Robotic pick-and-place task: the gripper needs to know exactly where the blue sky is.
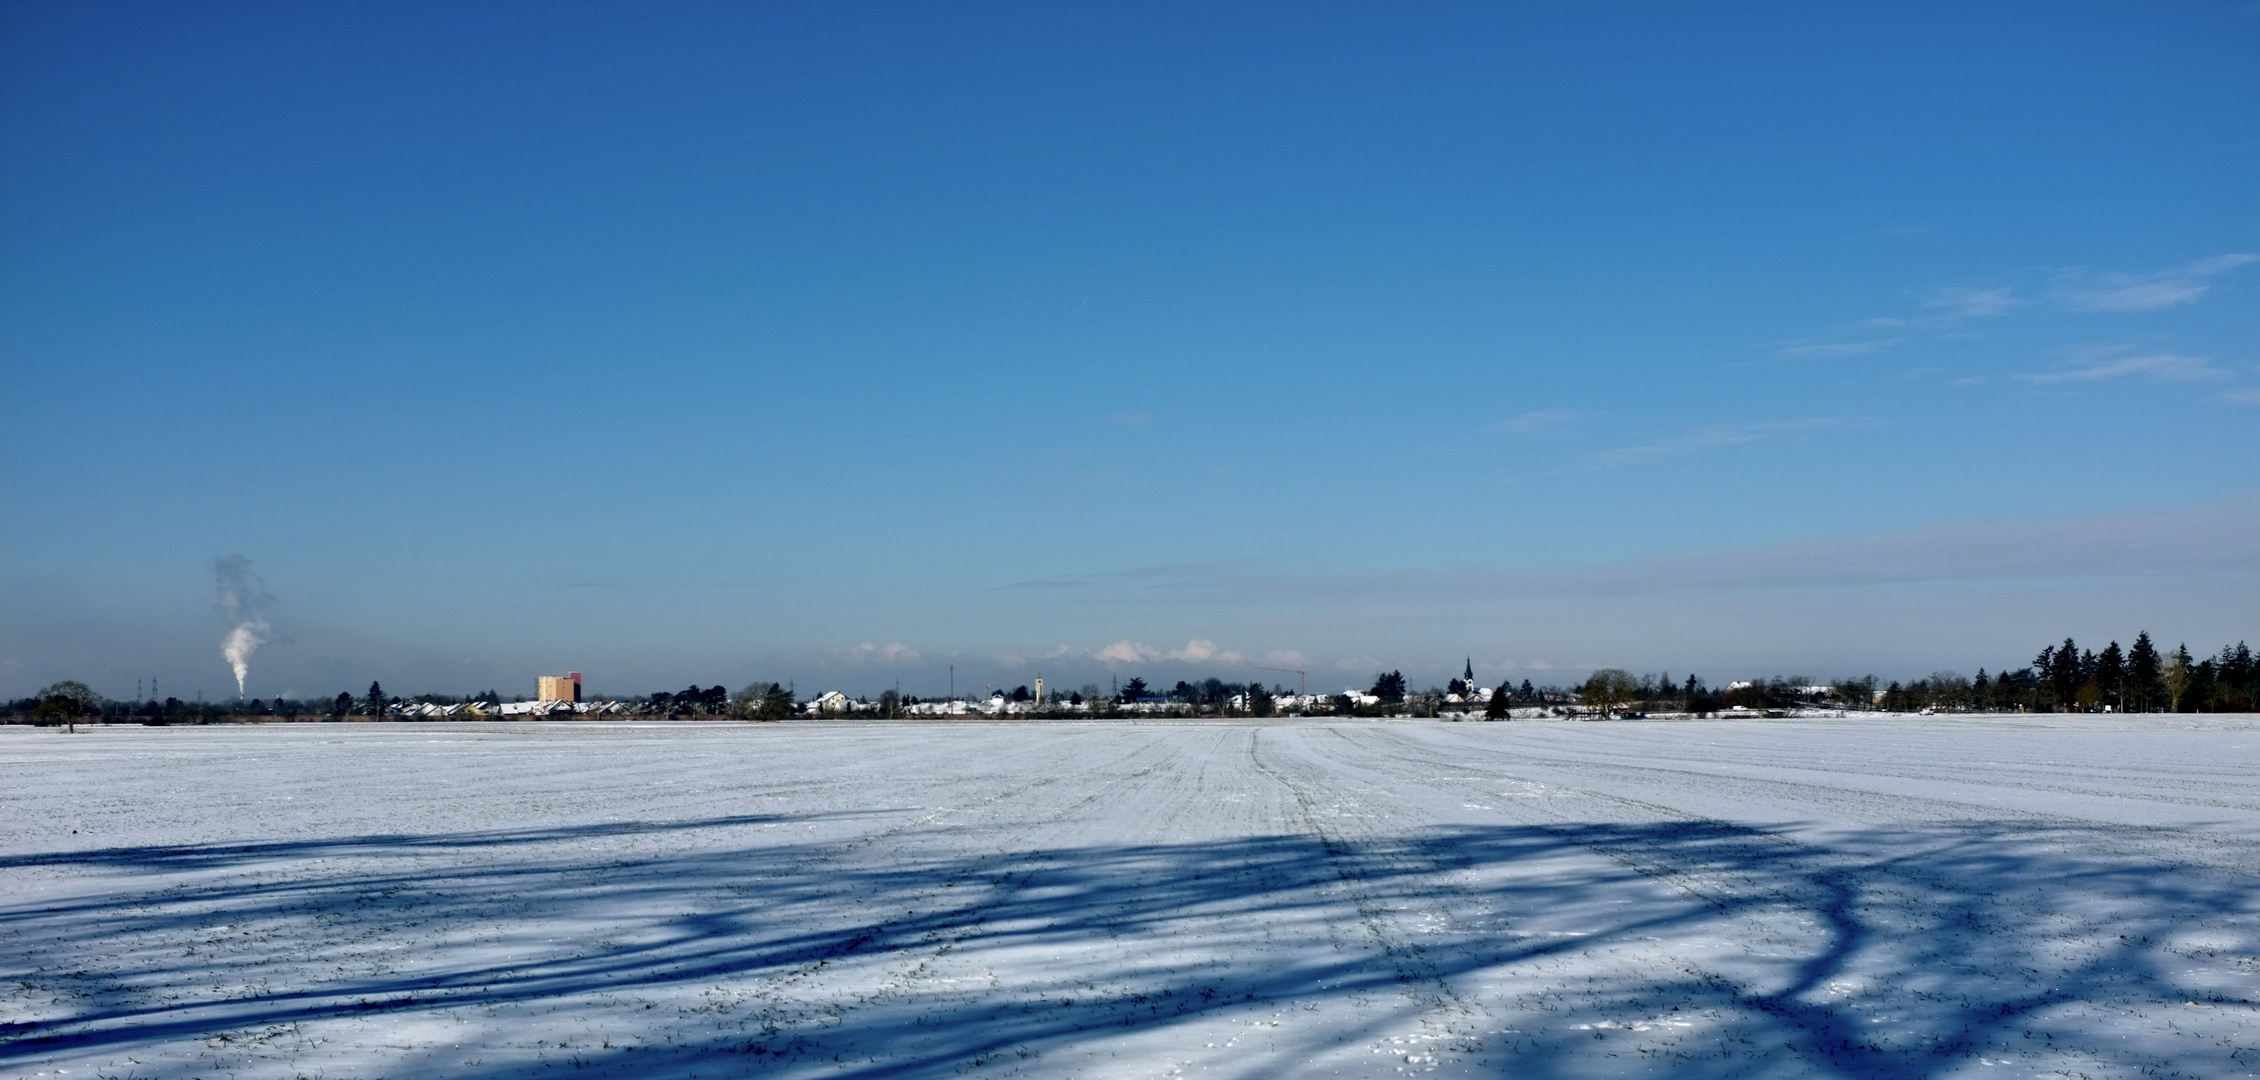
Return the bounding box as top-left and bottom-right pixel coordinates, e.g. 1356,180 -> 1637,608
3,1 -> 2254,701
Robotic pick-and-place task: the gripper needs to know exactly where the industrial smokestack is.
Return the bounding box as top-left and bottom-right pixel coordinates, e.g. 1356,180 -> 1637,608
213,555 -> 275,698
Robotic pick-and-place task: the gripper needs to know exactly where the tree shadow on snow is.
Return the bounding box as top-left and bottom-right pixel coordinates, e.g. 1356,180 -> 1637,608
2,814 -> 2253,1078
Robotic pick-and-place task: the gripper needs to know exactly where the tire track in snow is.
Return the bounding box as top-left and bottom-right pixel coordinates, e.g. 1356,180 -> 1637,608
1244,727 -> 1491,1068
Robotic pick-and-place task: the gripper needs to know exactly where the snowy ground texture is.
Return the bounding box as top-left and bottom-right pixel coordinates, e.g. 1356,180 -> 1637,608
4,717 -> 2257,1080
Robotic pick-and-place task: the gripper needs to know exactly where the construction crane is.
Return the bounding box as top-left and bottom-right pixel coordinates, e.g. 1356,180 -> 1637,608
1253,665 -> 1306,696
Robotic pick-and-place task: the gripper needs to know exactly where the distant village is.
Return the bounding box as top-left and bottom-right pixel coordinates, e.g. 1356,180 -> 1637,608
7,633 -> 2254,726
385,667 -> 1533,720
368,638 -> 2260,721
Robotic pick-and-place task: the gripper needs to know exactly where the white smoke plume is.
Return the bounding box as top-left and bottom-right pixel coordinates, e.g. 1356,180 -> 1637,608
214,555 -> 275,698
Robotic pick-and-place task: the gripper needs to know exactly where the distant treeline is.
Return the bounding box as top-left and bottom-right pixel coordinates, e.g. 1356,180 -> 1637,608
5,633 -> 2252,724
1579,633 -> 2255,716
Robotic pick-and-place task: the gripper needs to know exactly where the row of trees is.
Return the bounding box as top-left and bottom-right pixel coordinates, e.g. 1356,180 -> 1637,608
1561,634 -> 2254,717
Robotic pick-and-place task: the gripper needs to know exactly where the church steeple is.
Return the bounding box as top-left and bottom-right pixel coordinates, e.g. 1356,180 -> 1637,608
1464,657 -> 1475,684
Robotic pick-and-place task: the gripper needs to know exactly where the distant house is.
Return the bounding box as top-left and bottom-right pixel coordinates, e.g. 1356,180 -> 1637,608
493,699 -> 624,718
904,700 -> 979,716
497,700 -> 575,717
808,690 -> 854,714
394,702 -> 490,719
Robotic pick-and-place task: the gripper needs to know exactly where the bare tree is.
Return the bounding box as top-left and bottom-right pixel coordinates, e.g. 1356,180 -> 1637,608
1581,669 -> 1638,719
729,682 -> 794,722
35,681 -> 95,733
2162,645 -> 2194,713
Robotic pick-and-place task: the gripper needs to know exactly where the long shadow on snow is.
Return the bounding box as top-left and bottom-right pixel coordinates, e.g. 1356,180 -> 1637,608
2,816 -> 2253,1078
0,811 -> 882,873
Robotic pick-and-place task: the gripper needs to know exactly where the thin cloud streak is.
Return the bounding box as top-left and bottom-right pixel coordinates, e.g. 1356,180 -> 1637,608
1776,338 -> 1899,359
2022,354 -> 2229,385
2065,281 -> 2208,312
2057,253 -> 2257,313
1001,497 -> 2256,606
1583,418 -> 1872,469
1488,409 -> 1599,436
1920,285 -> 2019,318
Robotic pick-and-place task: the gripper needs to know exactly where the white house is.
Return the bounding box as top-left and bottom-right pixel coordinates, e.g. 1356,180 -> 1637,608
904,700 -> 979,716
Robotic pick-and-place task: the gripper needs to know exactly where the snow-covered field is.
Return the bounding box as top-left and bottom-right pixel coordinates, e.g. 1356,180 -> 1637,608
4,716 -> 2256,1079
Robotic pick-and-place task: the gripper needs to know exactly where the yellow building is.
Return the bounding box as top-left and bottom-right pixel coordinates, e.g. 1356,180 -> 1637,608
537,672 -> 582,703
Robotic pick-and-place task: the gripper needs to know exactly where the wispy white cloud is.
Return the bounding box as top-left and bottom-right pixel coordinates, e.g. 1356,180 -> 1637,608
1590,427 -> 1768,467
1921,285 -> 2019,318
1262,649 -> 1309,667
2185,253 -> 2260,275
1776,338 -> 1899,360
2022,353 -> 2229,384
1808,254 -> 2254,359
1586,418 -> 1869,469
2064,281 -> 2209,312
1487,408 -> 1597,436
2058,253 -> 2257,312
2214,386 -> 2260,407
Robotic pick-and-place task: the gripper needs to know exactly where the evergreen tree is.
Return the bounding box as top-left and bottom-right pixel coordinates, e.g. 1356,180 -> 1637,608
1369,671 -> 1407,702
2032,644 -> 2057,708
2048,638 -> 2083,710
2222,642 -> 2256,712
366,681 -> 387,720
1248,681 -> 1275,717
1485,685 -> 1510,719
2190,654 -> 2221,713
2126,632 -> 2161,712
2095,642 -> 2125,712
